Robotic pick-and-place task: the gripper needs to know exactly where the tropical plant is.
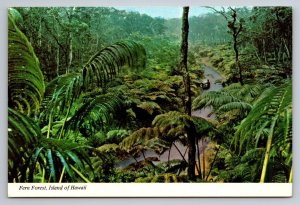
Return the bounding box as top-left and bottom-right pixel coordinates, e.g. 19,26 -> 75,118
83,40 -> 146,90
192,83 -> 266,123
8,108 -> 40,182
235,81 -> 292,182
8,8 -> 148,183
153,111 -> 214,178
213,146 -> 264,182
8,6 -> 293,184
8,8 -> 45,116
119,127 -> 169,157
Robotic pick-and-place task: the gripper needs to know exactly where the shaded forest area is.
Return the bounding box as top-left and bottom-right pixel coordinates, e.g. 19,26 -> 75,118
8,7 -> 292,183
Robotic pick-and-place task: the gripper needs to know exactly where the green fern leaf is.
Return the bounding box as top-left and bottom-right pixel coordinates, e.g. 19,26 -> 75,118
47,149 -> 56,182
8,9 -> 45,115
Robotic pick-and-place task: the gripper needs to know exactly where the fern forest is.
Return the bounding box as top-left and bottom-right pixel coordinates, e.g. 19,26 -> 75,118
8,7 -> 292,183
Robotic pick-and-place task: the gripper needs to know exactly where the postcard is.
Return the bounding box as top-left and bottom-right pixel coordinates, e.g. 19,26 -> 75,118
8,6 -> 292,197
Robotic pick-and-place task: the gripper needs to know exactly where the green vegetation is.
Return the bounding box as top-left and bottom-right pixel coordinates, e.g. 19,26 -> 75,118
8,6 -> 292,183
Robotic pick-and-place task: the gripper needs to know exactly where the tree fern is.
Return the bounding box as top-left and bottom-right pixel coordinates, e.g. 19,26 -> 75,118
40,41 -> 147,136
106,129 -> 129,144
235,81 -> 292,151
8,10 -> 149,183
235,80 -> 292,182
192,83 -> 266,121
193,83 -> 264,112
137,101 -> 161,115
8,9 -> 45,116
40,73 -> 83,123
8,108 -> 92,182
153,111 -> 194,130
152,111 -> 194,143
8,108 -> 41,182
37,138 -> 92,182
97,143 -> 120,153
65,93 -> 125,136
82,40 -> 146,90
119,127 -> 169,155
152,111 -> 214,143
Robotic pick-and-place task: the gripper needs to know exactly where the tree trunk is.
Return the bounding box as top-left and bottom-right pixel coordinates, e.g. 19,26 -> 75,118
202,138 -> 206,179
211,7 -> 244,85
38,16 -> 42,48
180,7 -> 191,114
233,35 -> 243,85
180,6 -> 196,180
56,47 -> 60,77
282,38 -> 291,61
66,33 -> 73,74
254,46 -> 261,62
262,39 -> 267,63
167,144 -> 172,168
196,137 -> 202,179
277,41 -> 282,63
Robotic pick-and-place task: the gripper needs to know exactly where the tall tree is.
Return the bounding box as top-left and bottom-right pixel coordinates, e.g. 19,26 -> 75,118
209,7 -> 244,85
180,6 -> 196,180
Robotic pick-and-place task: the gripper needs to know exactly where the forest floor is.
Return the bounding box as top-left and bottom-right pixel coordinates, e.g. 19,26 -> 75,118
117,64 -> 223,177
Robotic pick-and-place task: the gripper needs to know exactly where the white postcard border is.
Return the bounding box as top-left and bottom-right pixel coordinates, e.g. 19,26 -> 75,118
8,183 -> 292,197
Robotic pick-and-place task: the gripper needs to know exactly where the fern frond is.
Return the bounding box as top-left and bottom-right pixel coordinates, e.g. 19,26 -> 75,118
65,93 -> 125,134
8,108 -> 41,181
235,81 -> 292,152
8,9 -> 45,115
82,40 -> 146,90
137,101 -> 161,115
97,143 -> 120,153
40,73 -> 83,121
39,137 -> 92,182
218,101 -> 252,113
193,83 -> 264,112
192,91 -> 238,111
119,127 -> 169,155
153,111 -> 193,129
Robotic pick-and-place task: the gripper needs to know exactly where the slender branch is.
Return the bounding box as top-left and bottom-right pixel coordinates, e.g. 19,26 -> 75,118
172,142 -> 188,163
183,146 -> 188,157
196,137 -> 202,179
133,156 -> 139,164
43,18 -> 67,53
142,151 -> 146,160
167,143 -> 172,168
206,6 -> 228,20
142,151 -> 156,174
205,147 -> 220,181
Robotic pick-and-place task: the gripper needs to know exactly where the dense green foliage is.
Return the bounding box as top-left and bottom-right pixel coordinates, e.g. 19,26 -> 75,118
8,6 -> 292,183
